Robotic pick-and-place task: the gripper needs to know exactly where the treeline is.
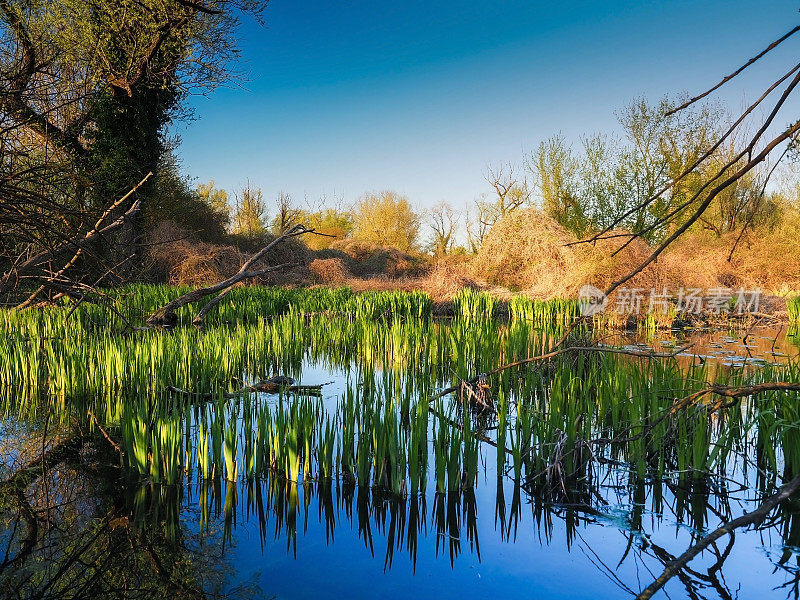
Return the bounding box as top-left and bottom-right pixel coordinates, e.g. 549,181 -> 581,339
2,0 -> 798,305
153,161 -> 423,253
466,96 -> 798,251
162,95 -> 799,260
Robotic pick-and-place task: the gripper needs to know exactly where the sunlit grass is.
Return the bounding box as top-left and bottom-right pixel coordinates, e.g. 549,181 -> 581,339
2,283 -> 799,509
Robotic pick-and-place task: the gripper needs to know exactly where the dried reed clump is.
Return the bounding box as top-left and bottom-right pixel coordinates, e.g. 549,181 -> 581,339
659,232 -> 741,291
420,258 -> 482,301
141,221 -> 235,284
470,206 -> 800,300
573,232 -> 668,294
143,220 -> 313,286
473,209 -> 578,296
471,210 -> 663,297
659,226 -> 800,292
330,239 -> 422,277
309,258 -> 352,283
727,225 -> 800,290
171,245 -> 243,286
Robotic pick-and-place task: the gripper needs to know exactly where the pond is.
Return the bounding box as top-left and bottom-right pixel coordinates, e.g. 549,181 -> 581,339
1,290 -> 799,600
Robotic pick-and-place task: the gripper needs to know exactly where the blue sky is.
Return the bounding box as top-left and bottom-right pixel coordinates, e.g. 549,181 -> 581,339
175,1 -> 800,212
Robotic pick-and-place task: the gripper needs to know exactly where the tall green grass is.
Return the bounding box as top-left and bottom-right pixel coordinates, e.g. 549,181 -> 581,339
789,295 -> 800,326
3,284 -> 800,513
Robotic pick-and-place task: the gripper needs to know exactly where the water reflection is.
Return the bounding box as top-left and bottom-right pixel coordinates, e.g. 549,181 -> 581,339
114,459 -> 800,596
5,430 -> 800,600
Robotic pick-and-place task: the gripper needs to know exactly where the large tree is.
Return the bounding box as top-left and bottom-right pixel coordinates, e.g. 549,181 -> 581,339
352,191 -> 421,252
0,0 -> 265,304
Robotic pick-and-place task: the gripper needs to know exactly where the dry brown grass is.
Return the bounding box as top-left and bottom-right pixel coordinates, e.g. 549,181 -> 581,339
473,209 -> 576,296
170,245 -> 243,286
309,258 -> 352,283
143,220 -> 312,286
660,232 -> 742,291
143,209 -> 800,303
418,257 -> 482,301
471,208 -> 799,298
330,239 -> 423,277
572,232 -> 667,294
660,224 -> 800,293
473,209 -> 663,297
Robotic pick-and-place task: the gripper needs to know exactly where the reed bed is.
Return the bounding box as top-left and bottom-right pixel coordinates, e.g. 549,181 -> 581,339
3,285 -> 799,511
789,295 -> 800,326
508,296 -> 580,327
104,349 -> 800,520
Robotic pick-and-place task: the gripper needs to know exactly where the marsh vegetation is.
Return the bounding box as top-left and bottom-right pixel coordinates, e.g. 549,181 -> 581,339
1,287 -> 799,599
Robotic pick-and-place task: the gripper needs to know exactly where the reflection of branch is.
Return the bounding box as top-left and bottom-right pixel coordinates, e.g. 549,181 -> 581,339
432,335 -> 691,401
636,473 -> 800,600
0,436 -> 83,492
672,382 -> 800,412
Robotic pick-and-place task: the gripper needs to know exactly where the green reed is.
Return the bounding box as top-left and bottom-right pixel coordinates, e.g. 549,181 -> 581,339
453,289 -> 497,321
3,285 -> 800,512
789,295 -> 800,325
509,296 -> 580,327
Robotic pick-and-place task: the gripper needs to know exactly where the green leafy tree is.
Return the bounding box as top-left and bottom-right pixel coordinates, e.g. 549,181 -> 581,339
197,180 -> 231,227
530,134 -> 589,236
144,154 -> 229,242
301,208 -> 354,250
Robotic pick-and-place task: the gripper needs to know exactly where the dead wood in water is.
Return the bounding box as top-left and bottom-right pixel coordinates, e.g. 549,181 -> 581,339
165,376 -> 328,400
432,315 -> 693,403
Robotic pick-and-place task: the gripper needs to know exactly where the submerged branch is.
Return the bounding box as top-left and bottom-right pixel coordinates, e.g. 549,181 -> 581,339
432,329 -> 692,402
165,376 -> 328,400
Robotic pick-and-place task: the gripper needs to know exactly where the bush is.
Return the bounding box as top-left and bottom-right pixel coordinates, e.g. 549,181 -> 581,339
330,240 -> 423,278
309,258 -> 352,283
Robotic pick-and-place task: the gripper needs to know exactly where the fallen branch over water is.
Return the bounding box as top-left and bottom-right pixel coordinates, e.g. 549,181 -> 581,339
432,325 -> 692,402
636,472 -> 800,600
147,224 -> 316,327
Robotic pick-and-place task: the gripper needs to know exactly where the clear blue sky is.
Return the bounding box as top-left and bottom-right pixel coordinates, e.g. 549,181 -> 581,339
174,0 -> 800,212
